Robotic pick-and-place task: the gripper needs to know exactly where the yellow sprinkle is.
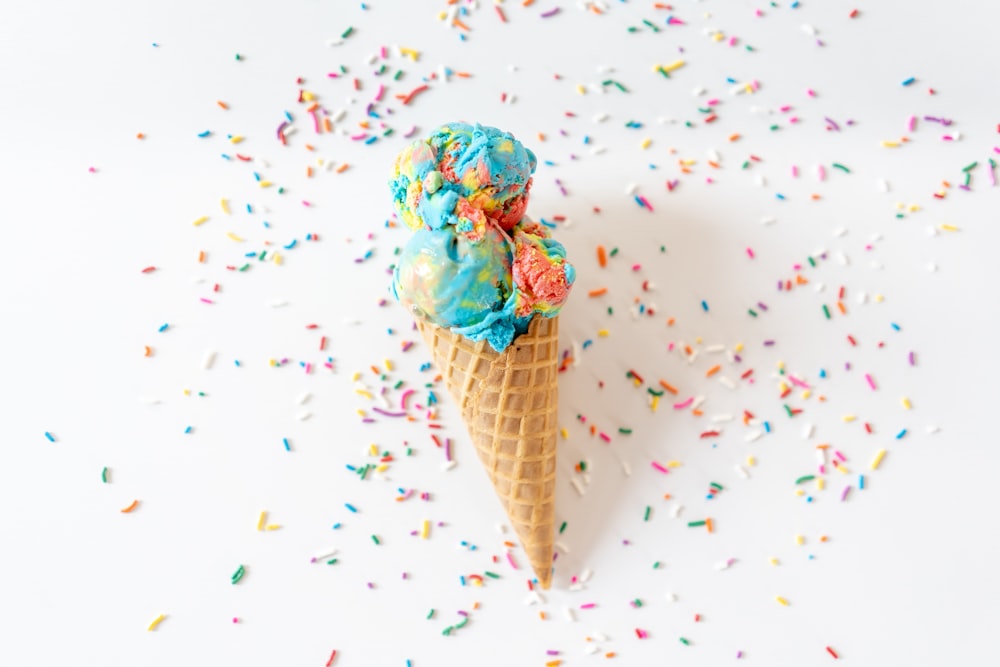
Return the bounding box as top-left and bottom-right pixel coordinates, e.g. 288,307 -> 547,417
901,397 -> 912,409
560,428 -> 569,439
842,414 -> 857,423
880,140 -> 900,148
302,91 -> 315,101
939,223 -> 960,232
375,464 -> 388,472
147,614 -> 167,631
747,455 -> 756,466
437,11 -> 447,19
909,205 -> 920,212
650,394 -> 660,412
259,180 -> 273,188
744,83 -> 754,94
794,489 -> 805,497
369,444 -> 379,456
273,252 -> 283,265
226,232 -> 245,242
351,371 -> 362,381
734,343 -> 744,353
835,462 -> 850,474
576,84 -> 587,95
268,358 -> 278,367
640,138 -> 652,150
871,449 -> 887,470
384,359 -> 394,371
775,596 -> 789,606
795,534 -> 804,545
769,557 -> 779,566
399,47 -> 420,61
597,329 -> 609,337
355,389 -> 374,400
776,361 -> 785,370
256,511 -> 267,531
816,477 -> 825,490
182,388 -> 191,396
680,159 -> 697,167
265,524 -> 281,530
779,381 -> 790,393
192,216 -> 209,226
874,294 -> 884,302
695,337 -> 703,344
667,460 -> 682,468
801,389 -> 811,400
712,32 -> 724,42
661,59 -> 686,72
229,135 -> 244,144
421,520 -> 430,539
895,202 -> 905,209
355,409 -> 366,417
221,198 -> 230,214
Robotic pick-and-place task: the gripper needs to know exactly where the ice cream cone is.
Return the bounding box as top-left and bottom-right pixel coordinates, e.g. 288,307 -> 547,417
417,315 -> 559,589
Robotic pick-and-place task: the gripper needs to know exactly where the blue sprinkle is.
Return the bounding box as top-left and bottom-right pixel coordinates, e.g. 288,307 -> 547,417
634,194 -> 645,208
582,339 -> 593,349
890,322 -> 901,331
221,154 -> 231,160
364,135 -> 378,145
283,438 -> 291,451
544,160 -> 557,166
895,429 -> 908,439
460,575 -> 466,586
253,172 -> 261,182
419,362 -> 432,372
819,369 -> 827,378
246,204 -> 252,213
776,193 -> 786,200
284,110 -> 293,122
332,523 -> 342,529
901,77 -> 916,86
345,503 -> 358,513
806,496 -> 813,503
244,252 -> 257,258
538,218 -> 556,229
197,130 -> 211,138
791,0 -> 800,7
763,421 -> 772,433
262,221 -> 270,228
158,323 -> 169,332
44,432 -> 55,443
428,391 -> 438,405
386,328 -> 394,335
346,464 -> 357,471
583,136 -> 590,144
858,475 -> 865,490
726,77 -> 737,84
701,300 -> 709,312
284,239 -> 298,250
234,360 -> 241,367
184,426 -> 192,434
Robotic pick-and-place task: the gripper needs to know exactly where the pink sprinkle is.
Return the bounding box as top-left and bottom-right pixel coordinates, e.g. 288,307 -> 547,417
445,438 -> 452,461
400,389 -> 415,409
636,628 -> 649,639
579,603 -> 596,609
651,461 -> 670,474
942,135 -> 954,141
302,200 -> 312,207
908,351 -> 915,366
807,88 -> 816,97
200,297 -> 214,304
598,432 -> 611,443
908,115 -> 917,132
864,373 -> 877,390
506,551 -> 519,569
791,165 -> 799,178
788,375 -> 811,389
817,165 -> 827,181
673,397 -> 694,410
631,264 -> 642,271
746,247 -> 755,258
637,195 -> 654,211
374,84 -> 385,102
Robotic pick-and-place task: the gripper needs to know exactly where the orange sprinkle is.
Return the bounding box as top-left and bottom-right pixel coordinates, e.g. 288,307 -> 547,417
597,245 -> 608,267
537,133 -> 546,142
605,652 -> 616,658
708,161 -> 720,168
684,345 -> 693,356
795,274 -> 808,285
590,3 -> 602,12
136,132 -> 145,139
120,500 -> 140,513
728,133 -> 742,141
811,194 -> 822,200
540,612 -> 548,621
692,409 -> 704,416
588,287 -> 608,297
706,517 -> 714,533
663,493 -> 672,499
666,317 -> 675,326
198,250 -> 206,263
705,364 -> 721,377
522,0 -> 535,5
336,163 -> 350,173
216,100 -> 229,109
681,167 -> 692,174
307,102 -> 320,112
305,144 -> 315,151
658,380 -> 678,394
589,425 -> 596,435
323,117 -> 333,133
144,346 -> 152,357
452,18 -> 471,30
306,166 -> 313,178
837,301 -> 846,314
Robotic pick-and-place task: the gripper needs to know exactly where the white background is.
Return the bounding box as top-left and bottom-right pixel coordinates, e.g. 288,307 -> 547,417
2,1 -> 999,665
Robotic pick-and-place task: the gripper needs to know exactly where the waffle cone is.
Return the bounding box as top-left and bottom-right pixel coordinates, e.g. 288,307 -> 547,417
417,315 -> 559,589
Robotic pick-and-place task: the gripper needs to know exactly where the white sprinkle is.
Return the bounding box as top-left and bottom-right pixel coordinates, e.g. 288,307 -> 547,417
670,504 -> 684,518
596,64 -> 615,73
202,350 -> 216,370
836,252 -> 850,265
139,396 -> 161,405
687,350 -> 699,364
297,391 -> 312,405
496,523 -> 507,534
592,632 -> 608,642
441,460 -> 458,471
718,376 -> 737,390
707,149 -> 720,162
712,414 -> 734,423
745,430 -> 763,442
555,541 -> 570,553
802,423 -> 815,439
715,558 -> 736,570
593,112 -> 609,123
761,215 -> 777,225
927,225 -> 939,237
270,300 -> 290,308
507,64 -> 519,72
570,478 -> 585,496
563,607 -> 576,623
801,23 -> 818,35
755,175 -> 767,187
523,594 -> 538,606
927,262 -> 938,272
625,183 -> 638,195
568,582 -> 584,592
665,592 -> 677,602
816,448 -> 827,465
331,109 -> 347,123
296,411 -> 312,421
311,548 -> 338,562
735,465 -> 749,479
579,568 -> 593,582
324,38 -> 344,47
584,645 -> 600,655
590,146 -> 607,155
691,395 -> 706,410
857,291 -> 868,304
833,227 -> 847,237
621,461 -> 631,476
870,260 -> 884,270
705,344 -> 725,353
877,179 -> 890,192
692,86 -> 706,96
814,282 -> 826,292
926,425 -> 940,434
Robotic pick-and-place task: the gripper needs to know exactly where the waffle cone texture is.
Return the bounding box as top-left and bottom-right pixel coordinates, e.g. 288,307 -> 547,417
417,315 -> 559,589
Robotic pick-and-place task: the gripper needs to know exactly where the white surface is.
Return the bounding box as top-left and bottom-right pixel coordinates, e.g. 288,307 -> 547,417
3,1 -> 999,665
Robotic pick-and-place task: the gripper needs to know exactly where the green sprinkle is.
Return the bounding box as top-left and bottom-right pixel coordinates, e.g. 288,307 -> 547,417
231,565 -> 246,584
962,161 -> 978,172
101,467 -> 108,483
784,404 -> 794,418
742,160 -> 750,169
484,571 -> 500,579
990,158 -> 997,169
822,304 -> 831,320
659,245 -> 666,253
656,65 -> 670,78
680,637 -> 691,646
427,609 -> 435,619
745,44 -> 755,51
258,250 -> 266,261
235,54 -> 242,61
406,447 -> 412,456
641,19 -> 660,32
653,561 -> 661,569
277,187 -> 285,194
326,558 -> 338,565
238,263 -> 250,272
685,121 -> 694,128
964,171 -> 971,186
633,598 -> 643,607
442,626 -> 453,637
647,387 -> 664,397
618,428 -> 633,435
371,535 -> 380,545
710,482 -> 724,491
687,520 -> 706,527
795,475 -> 816,484
578,460 -> 587,471
770,124 -> 780,131
341,26 -> 354,39
644,506 -> 652,522
609,247 -> 620,257
393,70 -> 404,81
748,309 -> 758,317
394,380 -> 404,389
832,163 -> 851,173
559,521 -> 567,534
454,616 -> 469,629
807,256 -> 816,267
627,26 -> 639,33
607,306 -> 613,315
383,128 -> 394,137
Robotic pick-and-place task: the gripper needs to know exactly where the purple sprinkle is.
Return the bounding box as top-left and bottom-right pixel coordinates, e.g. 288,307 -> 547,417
908,351 -> 916,366
457,610 -> 469,617
757,301 -> 769,311
546,650 -> 560,656
763,340 -> 775,346
840,486 -> 851,501
540,7 -> 561,18
824,117 -> 840,131
372,407 -> 407,417
362,418 -> 376,423
445,438 -> 452,461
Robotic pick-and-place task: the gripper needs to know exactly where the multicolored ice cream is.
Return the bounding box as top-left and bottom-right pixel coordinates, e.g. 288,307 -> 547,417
391,122 -> 574,352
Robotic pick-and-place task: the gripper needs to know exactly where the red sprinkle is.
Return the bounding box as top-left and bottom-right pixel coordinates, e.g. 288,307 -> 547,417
141,266 -> 157,273
826,646 -> 839,659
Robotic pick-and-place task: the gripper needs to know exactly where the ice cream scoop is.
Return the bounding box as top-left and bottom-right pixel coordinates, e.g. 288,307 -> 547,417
391,122 -> 573,352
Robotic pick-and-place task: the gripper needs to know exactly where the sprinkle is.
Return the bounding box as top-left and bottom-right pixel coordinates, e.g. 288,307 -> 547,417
345,503 -> 358,513
901,77 -> 916,86
775,596 -> 789,606
44,431 -> 56,443
101,467 -> 109,483
871,449 -> 887,469
120,500 -> 140,513
325,649 -> 338,666
147,614 -> 167,631
256,511 -> 267,531
231,564 -> 246,584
